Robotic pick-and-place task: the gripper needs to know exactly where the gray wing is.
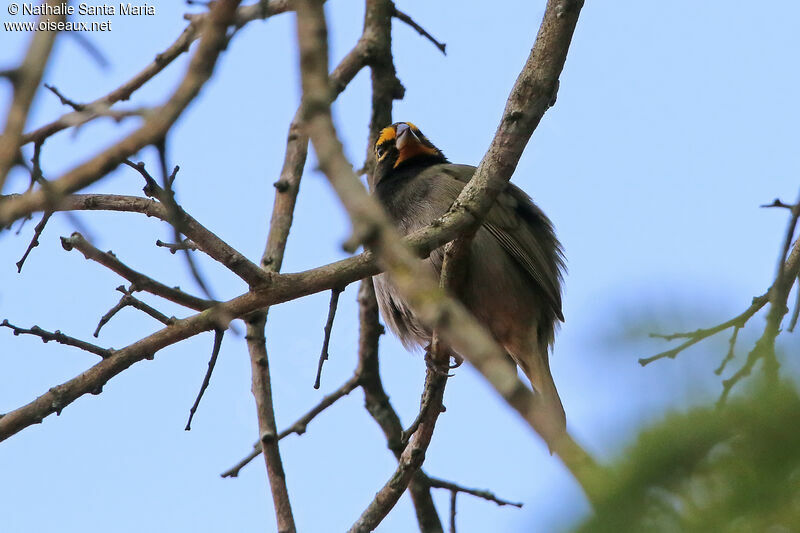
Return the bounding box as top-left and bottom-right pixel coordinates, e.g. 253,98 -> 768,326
440,165 -> 565,322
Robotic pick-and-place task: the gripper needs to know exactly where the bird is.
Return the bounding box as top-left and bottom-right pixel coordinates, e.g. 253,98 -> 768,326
370,121 -> 567,431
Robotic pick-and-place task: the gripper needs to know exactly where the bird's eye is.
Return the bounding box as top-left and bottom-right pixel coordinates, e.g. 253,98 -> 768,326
375,144 -> 387,159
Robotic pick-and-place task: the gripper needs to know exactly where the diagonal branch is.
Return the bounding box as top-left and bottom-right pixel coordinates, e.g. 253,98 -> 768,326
16,211 -> 52,272
719,226 -> 800,405
36,192 -> 270,287
185,328 -> 225,430
1,319 -> 113,360
392,6 -> 446,55
314,286 -> 345,389
123,159 -> 269,288
21,0 -> 296,147
355,279 -> 444,533
221,373 -> 362,478
0,0 -> 65,191
0,0 -> 244,228
296,0 -> 602,509
94,285 -> 174,337
60,232 -> 213,311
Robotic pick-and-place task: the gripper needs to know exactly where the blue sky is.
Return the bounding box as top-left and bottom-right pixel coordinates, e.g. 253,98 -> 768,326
2,1 -> 799,532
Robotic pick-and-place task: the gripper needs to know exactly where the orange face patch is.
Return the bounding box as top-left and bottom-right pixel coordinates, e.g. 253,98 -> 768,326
394,124 -> 438,167
376,126 -> 397,147
375,122 -> 436,165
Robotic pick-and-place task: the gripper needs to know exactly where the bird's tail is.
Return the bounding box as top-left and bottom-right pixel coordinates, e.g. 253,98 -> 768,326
519,346 -> 566,438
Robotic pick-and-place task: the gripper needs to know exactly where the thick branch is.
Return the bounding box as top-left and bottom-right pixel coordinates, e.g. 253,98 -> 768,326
297,0 -> 601,506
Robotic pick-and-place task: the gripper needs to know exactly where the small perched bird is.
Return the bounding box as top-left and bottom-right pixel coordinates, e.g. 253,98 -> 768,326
370,121 -> 567,430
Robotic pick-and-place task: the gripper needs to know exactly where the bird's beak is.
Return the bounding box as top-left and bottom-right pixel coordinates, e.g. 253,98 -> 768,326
395,123 -> 419,152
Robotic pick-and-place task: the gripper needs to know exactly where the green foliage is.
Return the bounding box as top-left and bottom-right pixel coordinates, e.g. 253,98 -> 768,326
575,382 -> 800,533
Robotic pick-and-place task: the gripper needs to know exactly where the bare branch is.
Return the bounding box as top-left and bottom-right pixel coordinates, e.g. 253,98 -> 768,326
0,0 -> 64,191
15,211 -> 52,272
0,0 -> 244,227
1,319 -> 112,360
156,239 -> 198,254
245,312 -> 296,533
44,84 -> 85,111
314,286 -> 344,389
427,478 -> 523,508
355,280 -> 444,532
449,490 -> 457,533
235,9 -> 374,529
714,325 -> 740,376
392,7 -> 447,55
94,285 -> 174,337
124,159 -> 268,290
718,214 -> 800,405
51,189 -> 270,288
185,328 -> 224,430
221,373 -> 361,478
639,294 -> 768,366
297,0 -> 601,507
22,0 -> 296,147
353,237 -> 471,530
761,198 -> 796,210
60,232 -> 213,311
645,190 -> 800,381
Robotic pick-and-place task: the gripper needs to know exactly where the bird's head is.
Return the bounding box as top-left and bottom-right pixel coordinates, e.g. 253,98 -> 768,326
371,122 -> 447,188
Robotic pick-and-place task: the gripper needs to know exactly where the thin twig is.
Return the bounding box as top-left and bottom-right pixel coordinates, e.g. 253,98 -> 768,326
449,490 -> 457,533
44,84 -> 85,111
0,0 -> 64,191
185,328 -> 225,431
718,204 -> 800,405
1,319 -> 112,359
299,0 -> 600,513
714,325 -> 740,376
392,6 -> 447,55
60,232 -> 213,311
427,477 -> 523,508
221,373 -> 361,478
21,0 -> 294,147
49,193 -> 270,287
0,0 -> 245,228
761,198 -> 796,210
314,286 -> 344,389
639,294 -> 768,366
123,160 -> 269,288
94,285 -> 174,337
156,239 -> 198,254
15,211 -> 52,272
